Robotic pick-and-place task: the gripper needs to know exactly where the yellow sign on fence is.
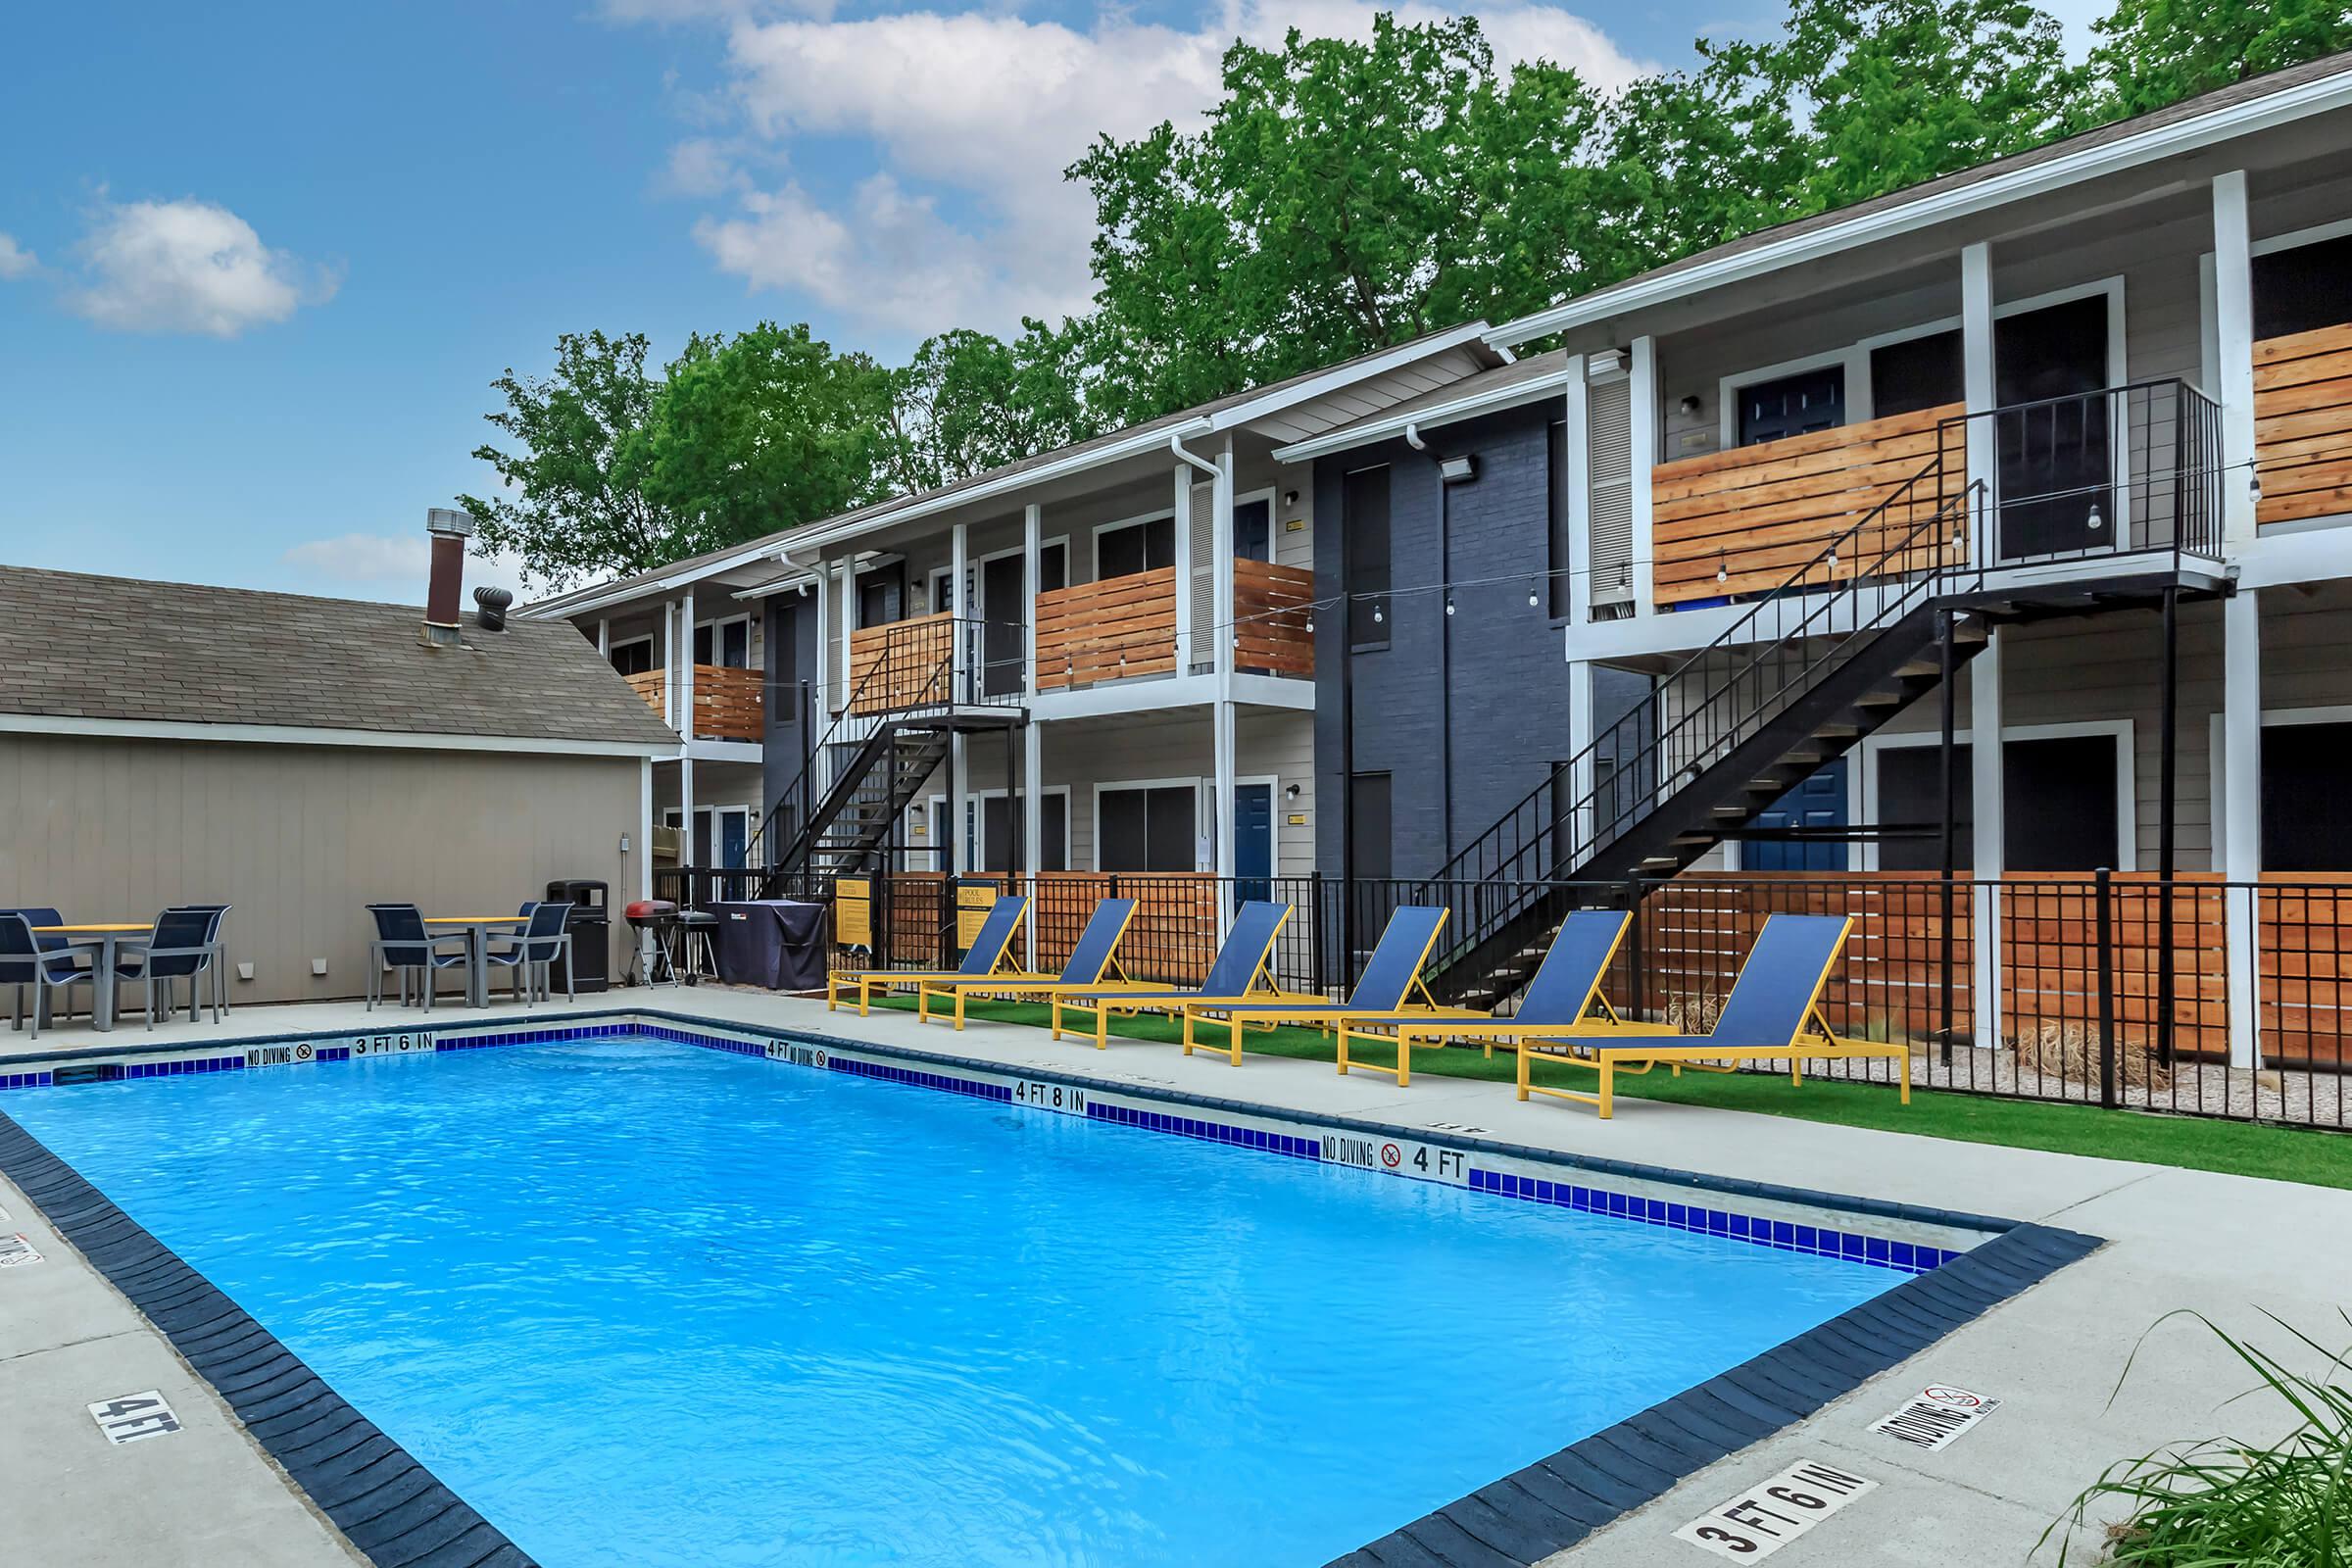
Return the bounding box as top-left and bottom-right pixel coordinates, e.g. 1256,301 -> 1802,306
835,877 -> 872,950
956,882 -> 998,953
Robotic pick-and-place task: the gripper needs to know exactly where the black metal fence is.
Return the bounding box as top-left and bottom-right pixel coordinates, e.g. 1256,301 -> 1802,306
655,865 -> 2352,1130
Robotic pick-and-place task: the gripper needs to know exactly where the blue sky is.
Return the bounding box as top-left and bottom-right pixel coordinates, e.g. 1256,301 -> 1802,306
0,0 -> 2102,601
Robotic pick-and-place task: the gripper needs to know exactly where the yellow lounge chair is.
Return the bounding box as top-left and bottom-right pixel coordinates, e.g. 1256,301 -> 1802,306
825,896 -> 1026,1016
914,898 -> 1138,1029
1179,905 -> 1484,1066
1051,900 -> 1297,1050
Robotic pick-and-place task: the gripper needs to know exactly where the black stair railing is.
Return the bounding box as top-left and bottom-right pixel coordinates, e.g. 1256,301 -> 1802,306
1415,442 -> 1986,982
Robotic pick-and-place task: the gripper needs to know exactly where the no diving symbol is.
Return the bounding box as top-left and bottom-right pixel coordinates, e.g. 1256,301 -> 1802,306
1380,1144 -> 1401,1168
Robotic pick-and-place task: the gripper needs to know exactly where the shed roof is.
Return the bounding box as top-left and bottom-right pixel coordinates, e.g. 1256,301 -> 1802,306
0,564 -> 678,749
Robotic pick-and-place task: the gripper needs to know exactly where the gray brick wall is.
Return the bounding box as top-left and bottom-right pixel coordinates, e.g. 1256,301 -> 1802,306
1313,405 -> 1644,881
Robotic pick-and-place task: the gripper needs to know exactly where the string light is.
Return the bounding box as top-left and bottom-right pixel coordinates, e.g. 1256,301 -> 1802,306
1445,597 -> 1456,616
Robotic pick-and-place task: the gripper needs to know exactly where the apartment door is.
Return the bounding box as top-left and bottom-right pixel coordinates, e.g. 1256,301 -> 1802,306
1994,295 -> 2113,561
1738,366 -> 1845,446
981,553 -> 1025,698
1746,763 -> 1846,871
1234,497 -> 1272,562
1233,783 -> 1273,904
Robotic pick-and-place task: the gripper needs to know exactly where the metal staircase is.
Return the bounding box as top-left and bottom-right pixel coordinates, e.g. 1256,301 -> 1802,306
1416,456 -> 1992,1005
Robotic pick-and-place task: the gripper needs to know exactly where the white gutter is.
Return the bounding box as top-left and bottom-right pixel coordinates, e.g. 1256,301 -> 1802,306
1271,365 -> 1576,463
1199,319 -> 1497,432
0,711 -> 676,760
1486,61 -> 2352,349
1169,431 -> 1218,477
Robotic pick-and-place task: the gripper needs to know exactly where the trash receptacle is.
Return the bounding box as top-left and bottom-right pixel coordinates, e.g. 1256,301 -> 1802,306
546,879 -> 611,993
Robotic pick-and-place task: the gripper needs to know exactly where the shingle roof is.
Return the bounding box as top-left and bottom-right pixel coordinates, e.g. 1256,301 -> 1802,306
0,564 -> 679,748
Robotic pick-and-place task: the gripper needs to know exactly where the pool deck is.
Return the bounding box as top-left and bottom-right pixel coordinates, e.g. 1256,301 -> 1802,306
6,985 -> 2351,1567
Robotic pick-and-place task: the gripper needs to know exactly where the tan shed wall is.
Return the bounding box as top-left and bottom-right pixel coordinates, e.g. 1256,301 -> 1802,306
0,735 -> 643,1005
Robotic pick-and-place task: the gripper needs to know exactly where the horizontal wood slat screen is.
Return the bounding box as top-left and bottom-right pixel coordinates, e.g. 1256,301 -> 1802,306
2254,322 -> 2352,527
1649,404 -> 1967,606
626,666 -> 760,739
1232,559 -> 1314,678
847,613 -> 954,714
1036,566 -> 1178,691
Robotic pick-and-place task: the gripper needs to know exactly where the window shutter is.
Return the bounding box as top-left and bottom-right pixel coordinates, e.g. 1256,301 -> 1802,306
1588,376 -> 1635,609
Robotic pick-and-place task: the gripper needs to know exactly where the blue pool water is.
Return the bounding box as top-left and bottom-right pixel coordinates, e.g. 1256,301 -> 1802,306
10,1038 -> 1897,1566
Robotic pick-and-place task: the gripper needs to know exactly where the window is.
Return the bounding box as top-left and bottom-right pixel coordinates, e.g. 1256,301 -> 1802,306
1349,772 -> 1393,881
693,617 -> 750,668
1871,330 -> 1965,419
608,637 -> 654,676
1098,785 -> 1197,872
857,566 -> 904,627
1875,733 -> 2123,871
1041,540 -> 1069,594
1547,419 -> 1572,618
2254,233 -> 2352,340
1344,466 -> 1391,649
1096,514 -> 1175,579
981,794 -> 1069,873
2264,721 -> 2352,871
1738,365 -> 1845,447
1235,497 -> 1272,563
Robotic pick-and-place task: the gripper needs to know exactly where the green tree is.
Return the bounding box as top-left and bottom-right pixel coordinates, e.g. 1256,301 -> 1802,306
633,321 -> 896,557
881,320 -> 1099,495
462,330 -> 677,593
1069,16 -> 1609,425
2090,0 -> 2352,118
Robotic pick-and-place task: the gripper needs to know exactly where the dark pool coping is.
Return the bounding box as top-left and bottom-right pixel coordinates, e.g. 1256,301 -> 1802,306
1,1001 -> 2106,1567
0,1113 -> 537,1568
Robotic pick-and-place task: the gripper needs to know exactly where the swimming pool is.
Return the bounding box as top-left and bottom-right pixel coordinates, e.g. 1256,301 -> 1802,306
9,1033 -> 1908,1567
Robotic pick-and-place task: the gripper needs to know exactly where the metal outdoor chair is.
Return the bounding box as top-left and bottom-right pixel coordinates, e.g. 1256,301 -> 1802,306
0,911 -> 94,1039
485,901 -> 573,1005
114,908 -> 228,1030
168,905 -> 233,1016
366,903 -> 470,1010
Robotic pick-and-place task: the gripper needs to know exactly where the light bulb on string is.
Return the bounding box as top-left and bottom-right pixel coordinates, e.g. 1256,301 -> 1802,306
1445,596 -> 1456,616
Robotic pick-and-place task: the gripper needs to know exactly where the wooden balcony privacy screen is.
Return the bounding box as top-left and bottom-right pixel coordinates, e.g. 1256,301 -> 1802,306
624,664 -> 763,741
1232,559 -> 1315,678
1649,403 -> 1968,607
847,612 -> 954,714
2254,323 -> 2352,527
1035,566 -> 1178,690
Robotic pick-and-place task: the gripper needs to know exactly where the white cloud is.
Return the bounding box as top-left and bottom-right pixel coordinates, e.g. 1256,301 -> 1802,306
0,232 -> 34,279
679,2 -> 1647,335
68,198 -> 335,337
283,532 -> 527,600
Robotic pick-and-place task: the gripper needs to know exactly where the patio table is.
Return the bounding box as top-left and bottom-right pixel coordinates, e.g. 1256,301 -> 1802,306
423,915 -> 527,1008
30,923 -> 152,1032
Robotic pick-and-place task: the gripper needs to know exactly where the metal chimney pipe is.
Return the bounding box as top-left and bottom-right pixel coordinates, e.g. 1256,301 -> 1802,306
422,508 -> 474,646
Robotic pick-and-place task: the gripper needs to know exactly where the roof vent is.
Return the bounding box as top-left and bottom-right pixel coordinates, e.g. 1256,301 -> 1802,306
472,585 -> 513,632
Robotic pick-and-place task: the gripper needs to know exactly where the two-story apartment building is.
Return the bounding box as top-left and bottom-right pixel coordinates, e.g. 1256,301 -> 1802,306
1289,52 -> 2352,1068
522,328 -> 1515,928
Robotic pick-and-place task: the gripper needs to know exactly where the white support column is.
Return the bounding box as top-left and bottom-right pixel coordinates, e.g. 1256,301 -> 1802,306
596,617 -> 609,659
2214,171 -> 2259,550
2223,589 -> 2263,1067
812,564 -> 833,715
1023,722 -> 1044,955
1629,335 -> 1657,615
1563,368 -> 1592,628
1212,441 -> 1238,937
1172,463 -> 1195,673
679,589 -> 697,873
679,588 -> 696,745
950,521 -> 970,702
660,599 -> 676,729
1969,629 -> 2005,1053
1565,656 -> 1594,855
1962,242 -> 1998,545
1023,502 -> 1042,698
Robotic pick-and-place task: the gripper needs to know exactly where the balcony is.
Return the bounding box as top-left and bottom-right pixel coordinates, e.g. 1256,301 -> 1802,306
626,663 -> 763,742
1036,567 -> 1177,690
2255,322 -> 2352,527
1233,559 -> 1315,677
847,613 -> 957,714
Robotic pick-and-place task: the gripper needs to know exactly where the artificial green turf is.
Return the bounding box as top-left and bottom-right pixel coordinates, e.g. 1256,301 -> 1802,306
867,993 -> 2352,1192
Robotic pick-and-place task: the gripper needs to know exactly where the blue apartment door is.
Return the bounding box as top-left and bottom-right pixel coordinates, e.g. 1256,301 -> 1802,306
1747,763 -> 1846,871
718,809 -> 749,870
1234,784 -> 1274,904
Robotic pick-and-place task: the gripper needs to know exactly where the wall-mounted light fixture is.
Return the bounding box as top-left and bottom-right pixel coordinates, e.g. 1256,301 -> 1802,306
1439,454 -> 1476,483
1283,783 -> 1301,801
1679,394 -> 1703,417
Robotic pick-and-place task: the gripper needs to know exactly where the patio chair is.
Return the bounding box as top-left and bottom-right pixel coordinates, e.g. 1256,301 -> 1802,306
485,901 -> 573,1005
913,898 -> 1138,1030
113,908 -> 227,1029
826,897 -> 1029,1017
1512,913 -> 1909,1118
0,911 -> 93,1040
366,903 -> 471,1010
1327,909 -> 1665,1086
167,905 -> 232,1017
1179,905 -> 1487,1067
1050,900 -> 1303,1051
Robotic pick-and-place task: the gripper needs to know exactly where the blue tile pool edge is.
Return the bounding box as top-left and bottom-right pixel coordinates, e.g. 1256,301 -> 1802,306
0,1111 -> 536,1568
0,1004 -> 2104,1568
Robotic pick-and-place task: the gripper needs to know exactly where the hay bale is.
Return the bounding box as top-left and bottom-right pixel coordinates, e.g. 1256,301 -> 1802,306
2011,1017 -> 2173,1092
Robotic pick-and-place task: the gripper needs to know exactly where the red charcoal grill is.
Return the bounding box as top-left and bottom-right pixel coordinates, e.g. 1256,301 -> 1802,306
625,899 -> 682,985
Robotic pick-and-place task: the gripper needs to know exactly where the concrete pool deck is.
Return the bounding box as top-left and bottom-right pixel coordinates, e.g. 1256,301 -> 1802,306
5,985 -> 2350,1566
